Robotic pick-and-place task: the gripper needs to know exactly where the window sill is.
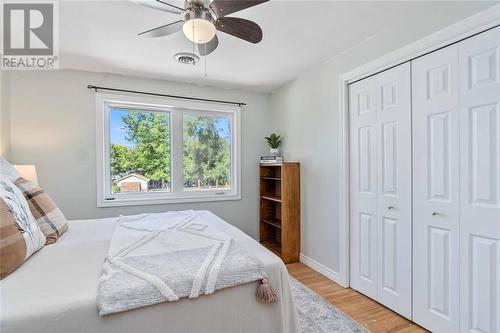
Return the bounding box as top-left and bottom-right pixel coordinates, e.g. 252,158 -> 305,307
97,193 -> 242,207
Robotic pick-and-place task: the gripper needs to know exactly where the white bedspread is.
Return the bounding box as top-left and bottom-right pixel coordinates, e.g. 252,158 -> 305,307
0,211 -> 298,333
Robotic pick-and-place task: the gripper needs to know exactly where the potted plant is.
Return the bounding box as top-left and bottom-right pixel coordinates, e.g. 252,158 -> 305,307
265,133 -> 282,156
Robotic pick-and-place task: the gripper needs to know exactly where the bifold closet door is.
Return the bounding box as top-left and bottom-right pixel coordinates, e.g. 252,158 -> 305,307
350,75 -> 378,300
459,26 -> 500,333
412,44 -> 461,333
349,63 -> 412,318
412,26 -> 500,333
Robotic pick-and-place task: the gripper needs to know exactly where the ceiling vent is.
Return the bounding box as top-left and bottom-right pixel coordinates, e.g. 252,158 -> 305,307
174,52 -> 199,65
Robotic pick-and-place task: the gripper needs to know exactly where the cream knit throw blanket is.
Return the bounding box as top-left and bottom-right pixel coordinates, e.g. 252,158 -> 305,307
97,210 -> 276,316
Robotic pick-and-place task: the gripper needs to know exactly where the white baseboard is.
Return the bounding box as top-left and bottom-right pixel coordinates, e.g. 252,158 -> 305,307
299,253 -> 343,286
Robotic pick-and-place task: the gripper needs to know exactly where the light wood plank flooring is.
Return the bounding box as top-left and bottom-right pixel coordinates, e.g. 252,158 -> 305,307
287,262 -> 428,333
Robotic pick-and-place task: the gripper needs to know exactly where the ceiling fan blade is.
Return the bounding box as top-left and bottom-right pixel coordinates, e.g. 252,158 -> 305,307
210,0 -> 268,17
215,17 -> 263,44
198,35 -> 219,56
155,0 -> 185,12
138,20 -> 183,37
131,0 -> 184,15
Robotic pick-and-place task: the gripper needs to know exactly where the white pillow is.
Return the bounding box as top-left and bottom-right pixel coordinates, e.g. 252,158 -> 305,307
0,157 -> 21,183
0,179 -> 46,258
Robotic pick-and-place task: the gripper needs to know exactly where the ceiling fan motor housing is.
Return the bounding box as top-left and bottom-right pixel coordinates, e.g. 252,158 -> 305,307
183,7 -> 214,25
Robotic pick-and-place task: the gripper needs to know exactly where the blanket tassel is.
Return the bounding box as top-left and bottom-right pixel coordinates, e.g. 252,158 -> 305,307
256,278 -> 278,303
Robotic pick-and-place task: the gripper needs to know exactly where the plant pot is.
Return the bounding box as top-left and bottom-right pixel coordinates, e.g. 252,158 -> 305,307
270,148 -> 280,156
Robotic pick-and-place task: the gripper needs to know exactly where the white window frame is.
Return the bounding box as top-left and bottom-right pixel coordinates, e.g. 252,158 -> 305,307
96,92 -> 241,207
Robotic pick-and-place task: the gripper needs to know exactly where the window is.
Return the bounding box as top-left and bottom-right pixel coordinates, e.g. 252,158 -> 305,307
96,93 -> 241,206
110,108 -> 171,194
183,113 -> 232,192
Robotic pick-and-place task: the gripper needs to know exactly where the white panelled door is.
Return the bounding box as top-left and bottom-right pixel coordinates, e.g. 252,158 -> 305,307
350,75 -> 378,300
412,44 -> 461,333
349,63 -> 412,318
459,26 -> 500,333
375,64 -> 412,318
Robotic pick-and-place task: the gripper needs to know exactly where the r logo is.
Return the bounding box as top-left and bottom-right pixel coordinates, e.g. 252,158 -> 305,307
3,3 -> 54,56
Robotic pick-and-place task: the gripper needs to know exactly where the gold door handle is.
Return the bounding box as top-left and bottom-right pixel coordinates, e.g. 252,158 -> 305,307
388,205 -> 396,210
432,211 -> 440,216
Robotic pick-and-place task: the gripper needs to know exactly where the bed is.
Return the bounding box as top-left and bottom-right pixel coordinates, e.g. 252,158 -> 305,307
0,210 -> 298,333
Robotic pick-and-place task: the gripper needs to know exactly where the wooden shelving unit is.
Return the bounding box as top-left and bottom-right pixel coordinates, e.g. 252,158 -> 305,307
259,162 -> 300,263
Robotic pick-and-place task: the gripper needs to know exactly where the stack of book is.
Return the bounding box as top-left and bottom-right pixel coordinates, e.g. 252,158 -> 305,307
260,155 -> 283,164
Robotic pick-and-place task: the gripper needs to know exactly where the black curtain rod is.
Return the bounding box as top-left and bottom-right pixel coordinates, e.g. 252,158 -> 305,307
87,84 -> 246,107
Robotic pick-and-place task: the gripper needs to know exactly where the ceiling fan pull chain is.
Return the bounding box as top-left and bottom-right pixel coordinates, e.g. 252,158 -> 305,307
204,43 -> 207,77
192,19 -> 196,65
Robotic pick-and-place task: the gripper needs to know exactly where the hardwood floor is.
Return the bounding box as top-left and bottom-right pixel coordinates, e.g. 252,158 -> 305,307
287,262 -> 428,333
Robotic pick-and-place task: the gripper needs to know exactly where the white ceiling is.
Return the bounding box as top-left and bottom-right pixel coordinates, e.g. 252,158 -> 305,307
59,1 -> 497,92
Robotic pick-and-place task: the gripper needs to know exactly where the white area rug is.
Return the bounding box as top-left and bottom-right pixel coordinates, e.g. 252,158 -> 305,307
290,277 -> 368,333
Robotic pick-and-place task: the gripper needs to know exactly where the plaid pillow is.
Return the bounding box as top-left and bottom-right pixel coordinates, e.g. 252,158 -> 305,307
1,179 -> 46,279
15,178 -> 68,245
0,198 -> 28,278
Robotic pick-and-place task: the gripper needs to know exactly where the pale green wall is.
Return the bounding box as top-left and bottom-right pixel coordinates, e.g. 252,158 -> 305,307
268,2 -> 494,274
7,70 -> 270,239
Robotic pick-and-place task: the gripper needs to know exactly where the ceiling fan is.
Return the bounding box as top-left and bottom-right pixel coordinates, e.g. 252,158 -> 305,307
135,0 -> 269,56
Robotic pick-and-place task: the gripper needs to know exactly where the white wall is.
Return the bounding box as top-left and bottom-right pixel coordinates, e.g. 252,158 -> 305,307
269,3 -> 493,275
0,71 -> 10,159
8,70 -> 270,238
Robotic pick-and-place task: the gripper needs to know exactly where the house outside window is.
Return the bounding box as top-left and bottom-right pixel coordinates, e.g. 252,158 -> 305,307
96,93 -> 241,207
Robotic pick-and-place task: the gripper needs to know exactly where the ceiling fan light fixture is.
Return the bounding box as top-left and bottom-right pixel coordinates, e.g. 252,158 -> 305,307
182,10 -> 216,44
